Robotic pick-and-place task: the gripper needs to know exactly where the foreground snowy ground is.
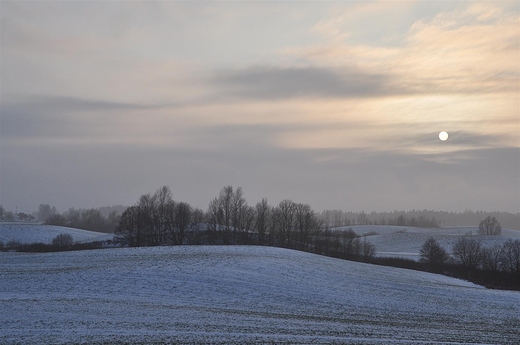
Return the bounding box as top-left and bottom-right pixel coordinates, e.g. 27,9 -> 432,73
1,246 -> 519,344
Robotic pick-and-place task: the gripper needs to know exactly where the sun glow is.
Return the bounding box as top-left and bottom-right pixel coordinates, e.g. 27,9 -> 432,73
439,131 -> 449,141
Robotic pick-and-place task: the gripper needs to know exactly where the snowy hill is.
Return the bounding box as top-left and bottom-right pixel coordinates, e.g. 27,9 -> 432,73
335,225 -> 520,260
0,223 -> 112,245
1,246 -> 519,344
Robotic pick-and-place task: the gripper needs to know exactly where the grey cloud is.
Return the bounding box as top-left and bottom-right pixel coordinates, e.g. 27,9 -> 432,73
7,95 -> 161,113
211,64 -> 519,101
401,131 -> 506,149
443,131 -> 506,147
182,121 -> 417,150
191,124 -> 508,154
0,95 -> 185,140
212,66 -> 395,100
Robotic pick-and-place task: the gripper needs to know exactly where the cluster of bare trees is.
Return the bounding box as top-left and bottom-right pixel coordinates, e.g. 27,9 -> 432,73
453,237 -> 520,276
205,186 -> 322,250
320,210 -> 520,230
420,236 -> 520,277
320,210 -> 440,228
45,207 -> 120,233
206,186 -> 256,245
0,205 -> 36,222
116,186 -> 204,247
116,185 -> 376,261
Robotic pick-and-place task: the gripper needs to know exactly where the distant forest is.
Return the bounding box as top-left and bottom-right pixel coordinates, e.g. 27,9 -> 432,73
1,193 -> 518,232
320,210 -> 520,230
46,206 -> 520,232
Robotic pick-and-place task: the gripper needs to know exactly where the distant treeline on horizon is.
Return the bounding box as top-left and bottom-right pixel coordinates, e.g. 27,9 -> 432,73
319,209 -> 520,231
66,206 -> 520,231
2,200 -> 519,232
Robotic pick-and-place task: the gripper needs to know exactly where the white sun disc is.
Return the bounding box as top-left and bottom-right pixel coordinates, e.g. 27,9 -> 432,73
439,131 -> 449,141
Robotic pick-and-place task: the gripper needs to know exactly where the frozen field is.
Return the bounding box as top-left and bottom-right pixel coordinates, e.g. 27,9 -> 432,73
1,246 -> 519,344
0,223 -> 112,245
337,225 -> 520,260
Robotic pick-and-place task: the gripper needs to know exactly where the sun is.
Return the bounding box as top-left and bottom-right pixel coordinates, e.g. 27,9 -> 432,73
439,131 -> 449,141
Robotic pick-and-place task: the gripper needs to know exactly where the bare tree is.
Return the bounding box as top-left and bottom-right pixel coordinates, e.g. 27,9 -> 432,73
480,245 -> 503,272
274,199 -> 297,247
478,216 -> 502,236
452,237 -> 482,269
230,187 -> 255,243
52,233 -> 74,248
361,237 -> 376,260
420,237 -> 449,268
45,214 -> 67,226
174,202 -> 193,245
501,239 -> 520,276
255,198 -> 271,245
340,228 -> 361,258
116,206 -> 143,247
38,204 -> 58,222
207,186 -> 234,244
155,186 -> 174,244
64,208 -> 81,228
294,203 -> 318,251
80,208 -> 106,232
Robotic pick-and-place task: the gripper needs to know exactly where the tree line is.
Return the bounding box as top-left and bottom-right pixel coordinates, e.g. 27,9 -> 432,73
115,186 -> 376,261
321,209 -> 440,228
320,209 -> 520,230
44,206 -> 120,233
417,234 -> 520,289
424,234 -> 520,273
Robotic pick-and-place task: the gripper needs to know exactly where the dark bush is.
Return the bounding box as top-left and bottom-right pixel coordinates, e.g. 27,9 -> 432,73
420,237 -> 449,269
52,233 -> 74,249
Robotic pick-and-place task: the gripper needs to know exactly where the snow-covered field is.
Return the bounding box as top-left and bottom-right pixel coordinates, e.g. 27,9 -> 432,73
1,246 -> 519,344
0,223 -> 112,245
336,225 -> 520,260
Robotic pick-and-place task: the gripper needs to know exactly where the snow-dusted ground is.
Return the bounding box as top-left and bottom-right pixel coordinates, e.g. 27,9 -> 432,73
335,225 -> 520,260
1,246 -> 519,344
0,223 -> 112,245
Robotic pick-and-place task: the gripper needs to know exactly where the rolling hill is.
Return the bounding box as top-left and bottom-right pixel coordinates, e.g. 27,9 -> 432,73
0,223 -> 112,245
336,225 -> 520,260
1,246 -> 519,344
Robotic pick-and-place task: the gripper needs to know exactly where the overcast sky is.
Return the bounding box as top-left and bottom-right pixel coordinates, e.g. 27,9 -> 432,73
1,1 -> 519,214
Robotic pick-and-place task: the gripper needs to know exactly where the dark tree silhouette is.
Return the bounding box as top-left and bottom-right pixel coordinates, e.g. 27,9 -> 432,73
274,200 -> 297,247
255,198 -> 271,245
452,237 -> 482,269
116,206 -> 143,247
478,216 -> 502,236
419,237 -> 449,268
45,214 -> 67,226
480,245 -> 503,272
52,233 -> 74,248
501,239 -> 520,277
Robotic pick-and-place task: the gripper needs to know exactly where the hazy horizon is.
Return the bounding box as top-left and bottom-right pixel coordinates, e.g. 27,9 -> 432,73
1,1 -> 519,214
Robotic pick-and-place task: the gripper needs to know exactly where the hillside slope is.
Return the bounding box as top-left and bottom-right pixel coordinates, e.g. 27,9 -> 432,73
1,246 -> 519,344
337,225 -> 520,260
0,223 -> 112,245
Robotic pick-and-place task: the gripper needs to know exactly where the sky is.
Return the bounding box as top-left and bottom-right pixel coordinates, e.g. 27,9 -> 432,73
1,1 -> 519,214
